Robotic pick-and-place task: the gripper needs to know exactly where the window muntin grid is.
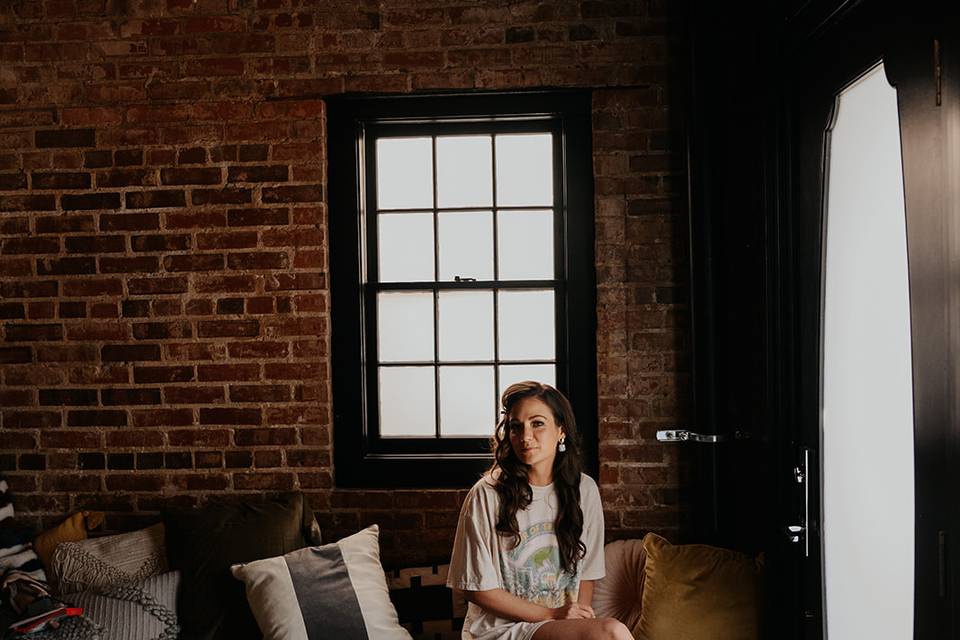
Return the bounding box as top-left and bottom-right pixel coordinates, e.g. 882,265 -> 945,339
367,129 -> 560,439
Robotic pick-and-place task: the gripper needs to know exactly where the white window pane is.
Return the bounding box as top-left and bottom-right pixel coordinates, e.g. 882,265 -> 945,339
438,211 -> 494,281
495,134 -> 553,207
439,291 -> 494,361
379,366 -> 436,436
377,137 -> 433,209
378,292 -> 434,362
378,212 -> 434,282
437,136 -> 492,208
498,364 -> 556,401
439,366 -> 495,436
498,290 -> 555,360
497,209 -> 554,280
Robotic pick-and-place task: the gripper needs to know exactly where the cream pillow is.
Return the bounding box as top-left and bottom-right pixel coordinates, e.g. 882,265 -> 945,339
52,523 -> 167,594
636,533 -> 762,640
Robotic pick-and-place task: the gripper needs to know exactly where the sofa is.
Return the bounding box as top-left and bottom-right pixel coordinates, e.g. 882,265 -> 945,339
1,491 -> 762,640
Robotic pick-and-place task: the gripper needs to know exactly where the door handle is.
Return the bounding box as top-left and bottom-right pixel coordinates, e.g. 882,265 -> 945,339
656,429 -> 752,443
785,524 -> 805,543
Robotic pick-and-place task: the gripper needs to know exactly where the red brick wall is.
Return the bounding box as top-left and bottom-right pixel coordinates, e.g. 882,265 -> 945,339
0,0 -> 690,566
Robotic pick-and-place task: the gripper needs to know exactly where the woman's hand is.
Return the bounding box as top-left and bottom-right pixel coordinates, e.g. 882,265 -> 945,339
551,601 -> 595,619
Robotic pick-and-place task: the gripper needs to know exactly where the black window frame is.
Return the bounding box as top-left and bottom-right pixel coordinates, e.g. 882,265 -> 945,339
328,91 -> 597,488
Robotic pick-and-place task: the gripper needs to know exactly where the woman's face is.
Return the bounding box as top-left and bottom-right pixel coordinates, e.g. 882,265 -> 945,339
507,396 -> 564,474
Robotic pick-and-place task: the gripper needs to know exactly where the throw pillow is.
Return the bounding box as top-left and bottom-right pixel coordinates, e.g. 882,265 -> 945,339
387,563 -> 465,640
52,523 -> 168,594
231,525 -> 410,640
66,570 -> 180,640
33,511 -> 105,576
0,478 -> 44,581
636,533 -> 763,640
164,492 -> 319,640
592,538 -> 646,631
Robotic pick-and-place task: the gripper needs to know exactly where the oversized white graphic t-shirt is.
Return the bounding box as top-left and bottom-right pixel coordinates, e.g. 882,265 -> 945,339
447,473 -> 605,640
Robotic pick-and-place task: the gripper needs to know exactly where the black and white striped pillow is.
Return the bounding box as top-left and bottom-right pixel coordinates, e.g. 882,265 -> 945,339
0,477 -> 45,580
0,479 -> 13,524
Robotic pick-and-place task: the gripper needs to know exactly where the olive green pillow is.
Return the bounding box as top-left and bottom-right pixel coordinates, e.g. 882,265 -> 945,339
636,533 -> 762,640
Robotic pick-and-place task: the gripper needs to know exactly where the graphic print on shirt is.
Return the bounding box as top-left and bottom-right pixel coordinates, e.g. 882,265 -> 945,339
501,521 -> 579,607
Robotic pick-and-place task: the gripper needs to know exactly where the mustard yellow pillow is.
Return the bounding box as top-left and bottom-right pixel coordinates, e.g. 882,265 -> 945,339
33,511 -> 104,574
635,533 -> 762,640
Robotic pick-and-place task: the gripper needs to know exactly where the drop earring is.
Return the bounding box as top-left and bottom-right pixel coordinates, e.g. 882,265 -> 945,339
558,436 -> 566,453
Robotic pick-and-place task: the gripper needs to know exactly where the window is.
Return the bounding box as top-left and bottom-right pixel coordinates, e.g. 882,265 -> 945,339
328,92 -> 596,488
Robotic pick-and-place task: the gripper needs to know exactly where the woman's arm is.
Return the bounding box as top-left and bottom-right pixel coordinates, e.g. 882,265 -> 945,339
577,580 -> 595,607
458,589 -> 595,622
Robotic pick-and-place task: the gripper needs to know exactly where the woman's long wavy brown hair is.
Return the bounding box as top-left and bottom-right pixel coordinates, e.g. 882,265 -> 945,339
491,381 -> 585,573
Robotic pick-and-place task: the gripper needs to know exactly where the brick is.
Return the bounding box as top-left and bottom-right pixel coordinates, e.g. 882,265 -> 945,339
98,256 -> 159,273
133,365 -> 194,383
230,384 -> 291,403
43,473 -> 101,492
234,427 -> 298,447
36,257 -> 96,275
234,472 -> 294,491
5,324 -> 63,341
2,237 -> 60,254
105,475 -> 164,491
34,344 -> 97,363
172,148 -> 205,165
3,411 -> 61,428
0,347 -> 33,364
39,389 -> 98,405
36,215 -> 96,234
262,185 -> 323,203
0,259 -> 31,277
196,231 -> 257,250
216,298 -> 244,314
191,188 -> 251,205
99,212 -> 159,231
32,171 -> 91,189
61,192 -> 121,210
160,167 -> 221,185
132,321 -> 191,340
0,303 -> 25,319
64,322 -> 126,341
67,409 -> 127,426
131,408 -> 194,427
197,363 -> 260,382
115,149 -> 143,166
62,278 -> 123,296
121,190 -> 186,210
227,252 -> 288,270
128,277 -> 188,295
163,254 -> 223,272
265,273 -> 325,291
96,169 -> 153,188
196,320 -> 259,338
0,388 -> 32,405
199,407 -> 261,425
0,195 -> 57,212
163,386 -> 224,404
227,341 -> 289,359
35,129 -> 95,148
101,388 -> 162,405
84,150 -> 112,168
168,429 -> 230,447
0,173 -> 27,190
227,165 -> 288,183
2,281 -> 58,298
227,208 -> 289,227
59,302 -> 86,318
132,234 -> 191,252
102,344 -> 161,362
106,453 -> 134,470
66,235 -> 126,253
194,275 -> 256,293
